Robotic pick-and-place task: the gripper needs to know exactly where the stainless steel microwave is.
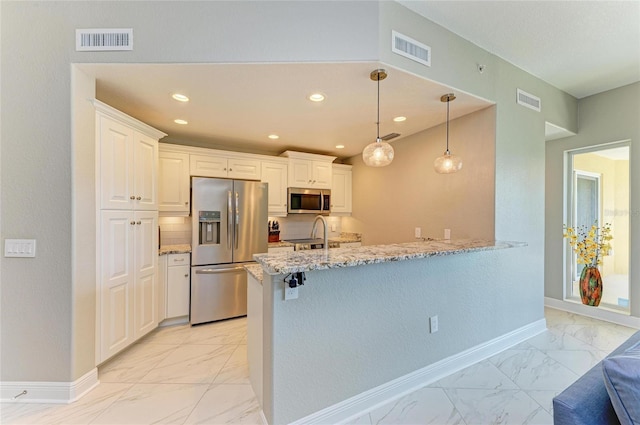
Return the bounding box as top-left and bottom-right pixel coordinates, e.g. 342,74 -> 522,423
287,188 -> 331,214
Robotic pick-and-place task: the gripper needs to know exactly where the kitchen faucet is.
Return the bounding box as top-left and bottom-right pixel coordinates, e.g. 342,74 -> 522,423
311,215 -> 329,251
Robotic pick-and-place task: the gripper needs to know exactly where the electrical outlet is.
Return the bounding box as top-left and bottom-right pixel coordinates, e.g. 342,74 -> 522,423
429,315 -> 439,333
331,224 -> 336,231
444,229 -> 451,240
285,285 -> 299,300
415,227 -> 422,238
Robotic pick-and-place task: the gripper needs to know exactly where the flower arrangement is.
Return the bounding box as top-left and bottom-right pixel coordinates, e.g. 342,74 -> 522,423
563,221 -> 613,268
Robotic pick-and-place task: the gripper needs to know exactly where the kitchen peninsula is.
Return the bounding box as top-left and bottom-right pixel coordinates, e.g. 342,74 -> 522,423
247,239 -> 544,425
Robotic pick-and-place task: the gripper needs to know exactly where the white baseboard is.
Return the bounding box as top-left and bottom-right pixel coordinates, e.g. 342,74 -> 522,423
159,316 -> 189,327
290,319 -> 547,425
0,368 -> 99,403
545,297 -> 640,329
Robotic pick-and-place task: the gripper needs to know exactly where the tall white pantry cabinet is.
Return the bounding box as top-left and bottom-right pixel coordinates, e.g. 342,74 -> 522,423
94,100 -> 167,364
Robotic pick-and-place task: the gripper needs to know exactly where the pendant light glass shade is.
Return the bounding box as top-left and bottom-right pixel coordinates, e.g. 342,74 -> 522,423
363,138 -> 394,167
434,150 -> 463,173
434,93 -> 462,174
363,69 -> 394,167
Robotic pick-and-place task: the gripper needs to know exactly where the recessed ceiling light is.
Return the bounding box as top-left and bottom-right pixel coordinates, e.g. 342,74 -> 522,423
308,93 -> 325,102
174,119 -> 188,125
393,116 -> 407,122
335,145 -> 345,149
268,134 -> 279,140
172,93 -> 189,102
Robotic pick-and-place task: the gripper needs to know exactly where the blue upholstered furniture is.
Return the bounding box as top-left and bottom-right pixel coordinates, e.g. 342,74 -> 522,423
553,330 -> 640,425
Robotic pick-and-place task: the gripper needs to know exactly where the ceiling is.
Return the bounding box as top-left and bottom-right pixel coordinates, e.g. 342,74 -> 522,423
80,62 -> 491,160
80,1 -> 639,159
400,0 -> 640,99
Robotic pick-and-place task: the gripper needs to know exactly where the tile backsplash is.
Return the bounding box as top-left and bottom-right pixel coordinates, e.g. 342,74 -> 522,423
159,217 -> 192,246
160,215 -> 343,246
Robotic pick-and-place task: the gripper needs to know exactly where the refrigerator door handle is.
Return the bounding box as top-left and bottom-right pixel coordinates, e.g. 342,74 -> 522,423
195,266 -> 244,274
227,190 -> 233,250
235,191 -> 240,249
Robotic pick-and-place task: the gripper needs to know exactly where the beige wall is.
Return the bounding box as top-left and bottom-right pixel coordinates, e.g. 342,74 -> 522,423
344,106 -> 495,244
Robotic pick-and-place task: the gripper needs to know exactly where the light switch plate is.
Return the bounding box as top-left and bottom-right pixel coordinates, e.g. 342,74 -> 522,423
5,239 -> 36,257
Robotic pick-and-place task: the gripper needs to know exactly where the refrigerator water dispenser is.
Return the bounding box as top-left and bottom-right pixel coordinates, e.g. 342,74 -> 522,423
199,211 -> 221,245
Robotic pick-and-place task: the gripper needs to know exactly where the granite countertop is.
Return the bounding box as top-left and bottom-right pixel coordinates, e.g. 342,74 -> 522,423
268,241 -> 295,248
254,239 -> 526,275
159,244 -> 192,255
244,263 -> 263,283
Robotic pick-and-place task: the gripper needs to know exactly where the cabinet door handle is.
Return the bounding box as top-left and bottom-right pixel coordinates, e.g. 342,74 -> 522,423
184,274 -> 189,277
136,221 -> 141,225
229,168 -> 233,171
136,196 -> 142,200
185,201 -> 189,205
173,258 -> 185,262
130,195 -> 135,200
130,221 -> 136,225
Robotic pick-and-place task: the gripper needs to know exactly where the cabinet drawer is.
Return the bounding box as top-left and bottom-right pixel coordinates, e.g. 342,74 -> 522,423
168,253 -> 190,266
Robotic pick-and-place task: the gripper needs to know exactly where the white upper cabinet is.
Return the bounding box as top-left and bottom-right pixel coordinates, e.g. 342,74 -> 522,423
228,157 -> 261,180
261,160 -> 288,216
96,101 -> 165,211
158,151 -> 190,214
281,151 -> 336,189
331,164 -> 352,214
190,154 -> 261,180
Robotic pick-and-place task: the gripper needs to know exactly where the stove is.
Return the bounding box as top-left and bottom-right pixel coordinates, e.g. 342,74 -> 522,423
285,238 -> 340,251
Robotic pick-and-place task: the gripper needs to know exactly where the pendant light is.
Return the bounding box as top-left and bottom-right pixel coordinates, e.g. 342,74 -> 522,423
362,69 -> 394,167
434,93 -> 462,174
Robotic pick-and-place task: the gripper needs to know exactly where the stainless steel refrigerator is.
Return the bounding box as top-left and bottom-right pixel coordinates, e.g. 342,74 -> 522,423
190,177 -> 267,325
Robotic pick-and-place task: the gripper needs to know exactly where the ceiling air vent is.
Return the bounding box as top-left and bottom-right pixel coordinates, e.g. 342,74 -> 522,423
517,88 -> 541,112
76,29 -> 133,51
392,30 -> 431,67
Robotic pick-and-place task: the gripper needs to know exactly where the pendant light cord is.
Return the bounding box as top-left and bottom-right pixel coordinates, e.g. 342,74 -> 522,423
376,73 -> 380,142
445,98 -> 450,153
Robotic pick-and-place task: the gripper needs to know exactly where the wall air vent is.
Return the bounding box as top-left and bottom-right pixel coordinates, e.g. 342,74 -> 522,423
392,30 -> 431,67
516,88 -> 541,112
76,29 -> 133,51
381,133 -> 401,141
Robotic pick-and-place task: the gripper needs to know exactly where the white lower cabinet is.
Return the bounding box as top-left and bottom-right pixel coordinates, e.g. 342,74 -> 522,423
99,210 -> 158,363
166,253 -> 190,319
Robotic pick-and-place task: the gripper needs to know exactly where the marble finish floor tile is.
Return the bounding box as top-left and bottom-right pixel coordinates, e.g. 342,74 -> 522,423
213,344 -> 250,384
99,343 -> 178,383
183,384 -> 262,424
139,344 -> 236,384
369,387 -> 464,424
138,323 -> 192,345
90,383 -> 209,424
4,310 -> 636,425
490,349 -> 580,391
445,388 -> 553,425
435,360 -> 519,390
